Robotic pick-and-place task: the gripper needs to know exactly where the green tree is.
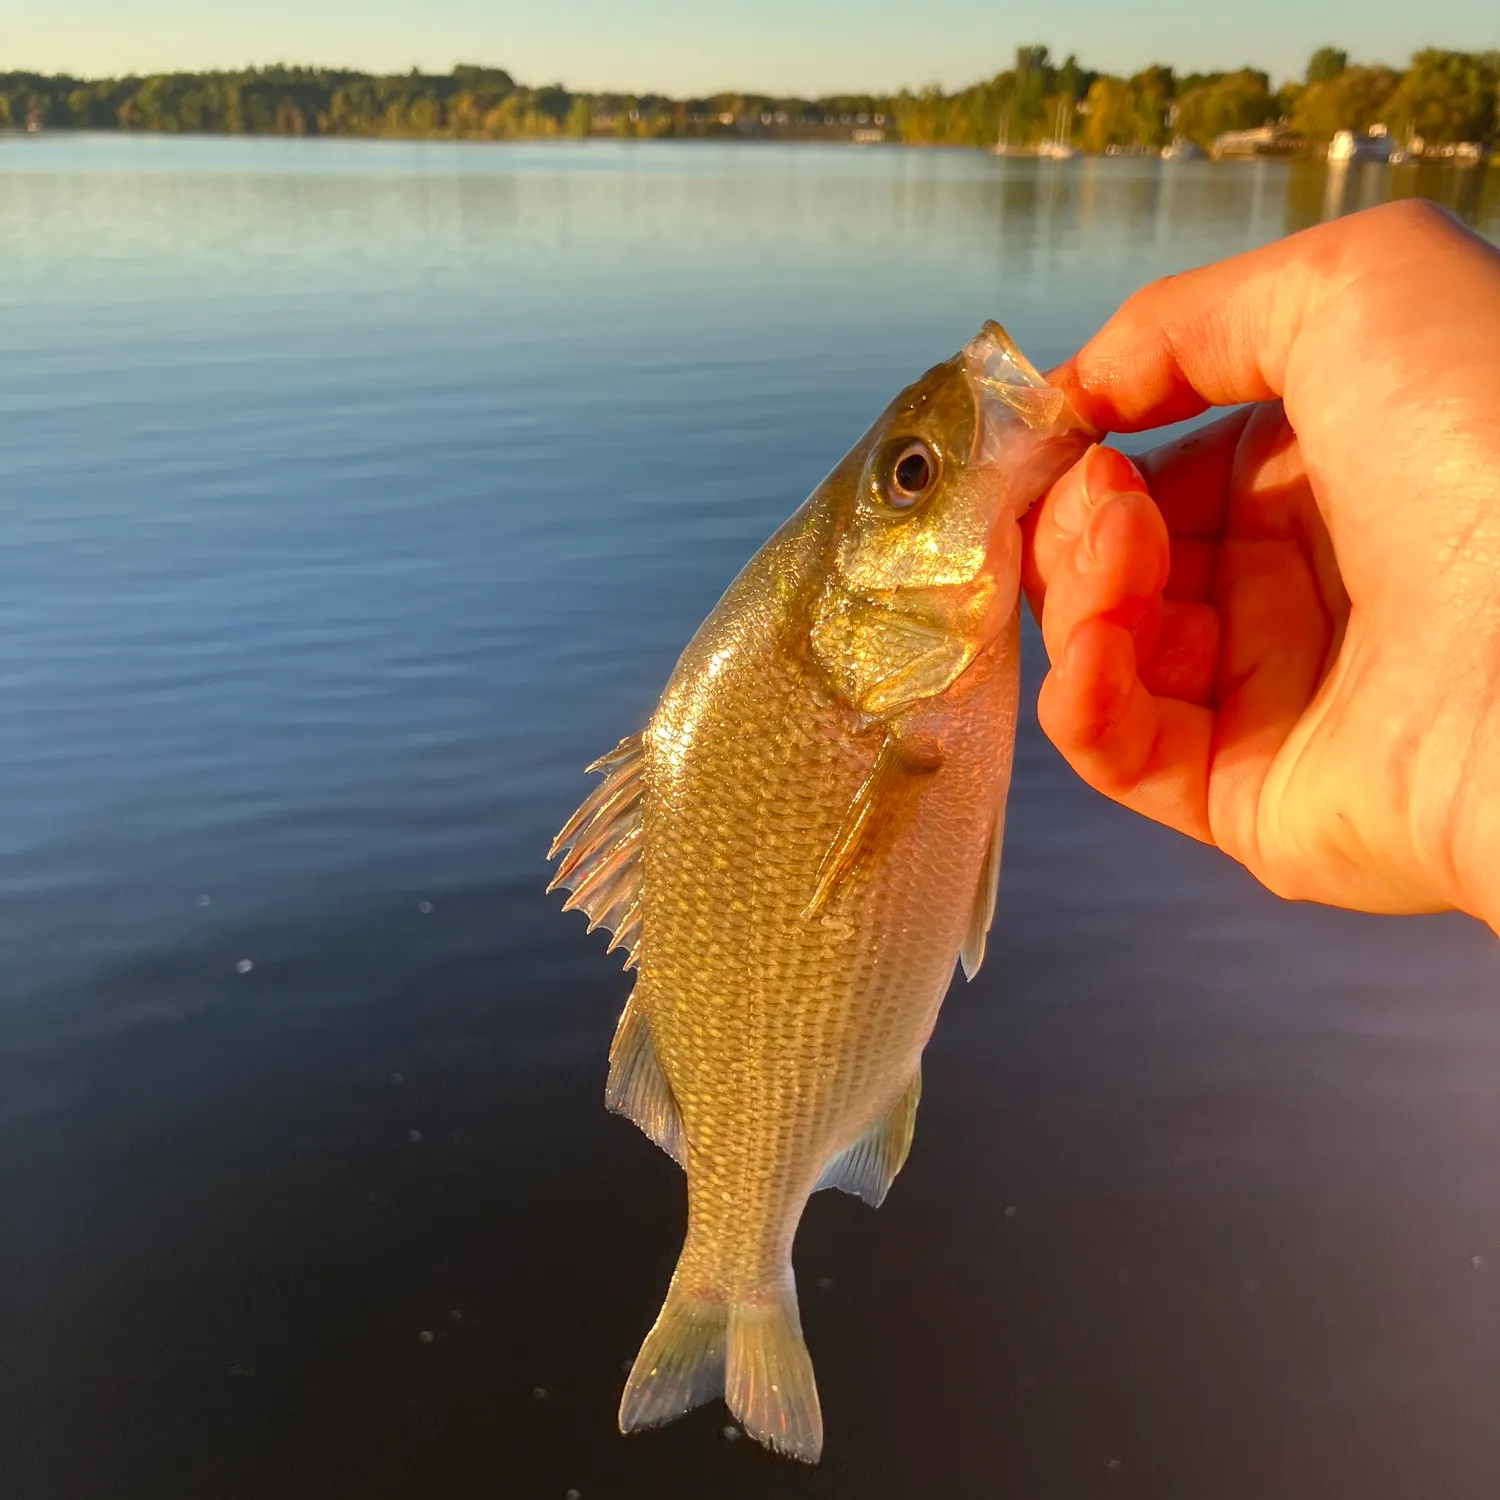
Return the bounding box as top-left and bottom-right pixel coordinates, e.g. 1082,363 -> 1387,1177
533,85 -> 571,128
1012,44 -> 1055,140
1014,45 -> 1052,78
1081,77 -> 1135,151
1174,68 -> 1277,146
452,64 -> 515,93
1130,64 -> 1175,148
1292,65 -> 1400,139
1306,47 -> 1349,85
405,95 -> 439,135
66,87 -> 98,126
1055,53 -> 1097,106
1384,49 -> 1497,145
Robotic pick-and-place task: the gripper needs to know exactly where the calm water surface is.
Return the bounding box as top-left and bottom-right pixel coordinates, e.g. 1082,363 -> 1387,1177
2,136 -> 1498,1500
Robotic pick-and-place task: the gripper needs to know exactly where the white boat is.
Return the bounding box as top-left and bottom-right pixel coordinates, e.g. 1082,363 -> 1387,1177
1211,122 -> 1302,159
1161,137 -> 1203,161
1328,128 -> 1392,165
991,103 -> 1023,156
1037,98 -> 1076,159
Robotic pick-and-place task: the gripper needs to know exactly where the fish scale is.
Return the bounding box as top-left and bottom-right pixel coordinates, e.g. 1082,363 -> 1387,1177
548,322 -> 1090,1460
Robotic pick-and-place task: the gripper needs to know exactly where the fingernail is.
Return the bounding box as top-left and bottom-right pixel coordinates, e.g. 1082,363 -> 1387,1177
1051,450 -> 1095,535
1087,444 -> 1147,501
1078,496 -> 1116,567
1054,444 -> 1143,536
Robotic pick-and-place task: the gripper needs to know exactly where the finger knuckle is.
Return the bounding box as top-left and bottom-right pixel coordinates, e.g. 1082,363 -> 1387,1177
1367,196 -> 1460,241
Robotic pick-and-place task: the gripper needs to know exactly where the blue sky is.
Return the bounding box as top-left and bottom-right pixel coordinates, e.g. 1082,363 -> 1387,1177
9,0 -> 1496,93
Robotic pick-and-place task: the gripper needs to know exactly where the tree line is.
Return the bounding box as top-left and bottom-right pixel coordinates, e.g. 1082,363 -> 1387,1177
0,64 -> 888,142
896,45 -> 1497,152
1,45 -> 1495,151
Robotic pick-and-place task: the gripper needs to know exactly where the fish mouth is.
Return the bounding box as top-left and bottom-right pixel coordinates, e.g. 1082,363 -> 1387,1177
962,321 -> 1076,444
962,320 -> 1094,535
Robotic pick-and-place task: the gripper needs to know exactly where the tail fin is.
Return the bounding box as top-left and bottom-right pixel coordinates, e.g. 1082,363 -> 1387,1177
726,1291 -> 823,1462
618,1284 -> 727,1435
618,1276 -> 823,1464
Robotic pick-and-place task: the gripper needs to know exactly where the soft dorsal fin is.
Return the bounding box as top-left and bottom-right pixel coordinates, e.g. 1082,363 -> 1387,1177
814,1070 -> 921,1207
547,732 -> 646,969
606,999 -> 685,1166
959,801 -> 1006,980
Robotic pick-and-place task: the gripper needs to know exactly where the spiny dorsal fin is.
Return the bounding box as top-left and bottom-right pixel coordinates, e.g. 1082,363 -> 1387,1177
547,731 -> 645,968
960,801 -> 1006,980
814,1069 -> 921,1207
606,1000 -> 685,1166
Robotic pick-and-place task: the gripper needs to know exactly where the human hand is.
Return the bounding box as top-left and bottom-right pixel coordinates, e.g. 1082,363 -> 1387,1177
1022,200 -> 1500,932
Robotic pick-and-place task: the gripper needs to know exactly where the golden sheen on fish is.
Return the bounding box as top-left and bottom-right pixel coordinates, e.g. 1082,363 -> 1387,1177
547,323 -> 1089,1461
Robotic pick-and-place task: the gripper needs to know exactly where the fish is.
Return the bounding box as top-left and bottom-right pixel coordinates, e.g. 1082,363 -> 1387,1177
547,322 -> 1090,1461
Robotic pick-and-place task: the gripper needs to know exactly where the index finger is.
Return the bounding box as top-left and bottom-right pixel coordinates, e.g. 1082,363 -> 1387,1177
1047,199 -> 1473,434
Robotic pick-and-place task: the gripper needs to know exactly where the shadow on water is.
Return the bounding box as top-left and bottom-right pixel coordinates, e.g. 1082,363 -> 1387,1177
0,138 -> 1498,1499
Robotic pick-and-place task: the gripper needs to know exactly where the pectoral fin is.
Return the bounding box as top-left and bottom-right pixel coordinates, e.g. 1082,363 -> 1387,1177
803,734 -> 938,919
959,802 -> 1006,980
815,1070 -> 921,1207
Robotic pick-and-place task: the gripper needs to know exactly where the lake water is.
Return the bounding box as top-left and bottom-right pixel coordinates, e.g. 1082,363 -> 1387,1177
1,135 -> 1498,1500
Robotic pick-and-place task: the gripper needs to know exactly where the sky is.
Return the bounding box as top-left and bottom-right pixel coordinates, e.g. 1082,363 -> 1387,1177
8,0 -> 1497,95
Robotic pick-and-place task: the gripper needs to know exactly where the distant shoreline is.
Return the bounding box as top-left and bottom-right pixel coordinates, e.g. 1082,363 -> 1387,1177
4,50 -> 1496,163
5,128 -> 1496,169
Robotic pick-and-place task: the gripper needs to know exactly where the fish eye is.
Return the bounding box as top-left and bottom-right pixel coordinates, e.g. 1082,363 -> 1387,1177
885,440 -> 937,509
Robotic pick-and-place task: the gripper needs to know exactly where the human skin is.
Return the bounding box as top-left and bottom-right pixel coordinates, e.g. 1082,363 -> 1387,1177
1020,199 -> 1500,934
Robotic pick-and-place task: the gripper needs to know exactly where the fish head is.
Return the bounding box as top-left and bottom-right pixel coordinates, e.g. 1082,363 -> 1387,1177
809,322 -> 1091,718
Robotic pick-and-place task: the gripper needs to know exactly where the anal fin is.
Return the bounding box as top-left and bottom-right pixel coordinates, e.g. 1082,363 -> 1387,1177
814,1070 -> 921,1207
606,1000 -> 685,1166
